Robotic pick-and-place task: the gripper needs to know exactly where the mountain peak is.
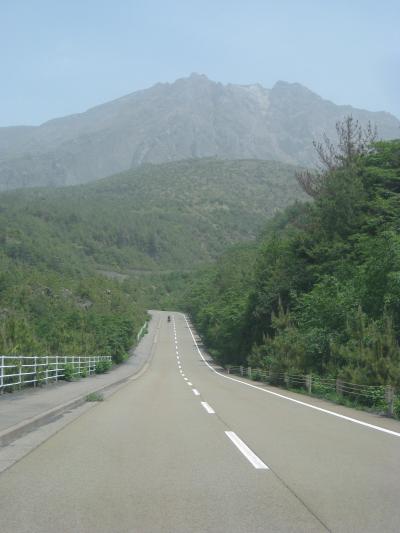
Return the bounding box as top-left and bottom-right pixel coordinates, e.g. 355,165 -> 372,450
272,80 -> 319,97
174,72 -> 213,85
189,72 -> 210,80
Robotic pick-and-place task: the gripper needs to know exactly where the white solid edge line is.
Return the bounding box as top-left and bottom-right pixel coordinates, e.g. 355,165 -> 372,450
184,315 -> 400,439
192,389 -> 200,396
225,431 -> 269,469
201,401 -> 215,414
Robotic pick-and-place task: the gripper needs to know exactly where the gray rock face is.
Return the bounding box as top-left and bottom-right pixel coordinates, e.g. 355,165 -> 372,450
0,74 -> 399,190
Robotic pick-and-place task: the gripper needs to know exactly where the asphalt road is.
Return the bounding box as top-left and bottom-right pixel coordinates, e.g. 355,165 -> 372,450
0,311 -> 399,532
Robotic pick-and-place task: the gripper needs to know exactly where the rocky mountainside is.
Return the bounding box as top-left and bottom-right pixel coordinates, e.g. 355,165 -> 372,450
1,74 -> 399,190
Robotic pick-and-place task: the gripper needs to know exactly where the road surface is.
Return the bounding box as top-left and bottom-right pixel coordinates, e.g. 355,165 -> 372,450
0,311 -> 399,532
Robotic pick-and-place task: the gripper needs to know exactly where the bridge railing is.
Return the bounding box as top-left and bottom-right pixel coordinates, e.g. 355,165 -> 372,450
0,354 -> 112,392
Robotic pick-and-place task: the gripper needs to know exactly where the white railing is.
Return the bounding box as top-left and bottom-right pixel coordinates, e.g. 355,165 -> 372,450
0,354 -> 112,391
136,321 -> 148,341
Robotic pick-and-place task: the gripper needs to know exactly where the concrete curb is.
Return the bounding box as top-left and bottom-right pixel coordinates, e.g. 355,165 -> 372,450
0,315 -> 160,447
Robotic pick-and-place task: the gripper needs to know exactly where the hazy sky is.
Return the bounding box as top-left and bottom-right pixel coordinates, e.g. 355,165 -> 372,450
1,0 -> 399,126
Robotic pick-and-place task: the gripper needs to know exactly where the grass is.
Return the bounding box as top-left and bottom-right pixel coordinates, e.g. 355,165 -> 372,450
86,392 -> 104,402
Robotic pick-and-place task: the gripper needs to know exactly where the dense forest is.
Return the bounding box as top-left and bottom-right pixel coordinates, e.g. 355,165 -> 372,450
185,119 -> 400,387
0,158 -> 302,359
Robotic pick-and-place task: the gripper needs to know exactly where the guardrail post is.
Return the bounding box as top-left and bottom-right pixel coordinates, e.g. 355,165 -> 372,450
0,355 -> 3,392
55,356 -> 58,382
385,385 -> 395,417
248,367 -> 252,379
336,379 -> 343,396
305,374 -> 312,394
240,366 -> 244,376
45,356 -> 49,383
226,365 -> 231,374
284,373 -> 289,387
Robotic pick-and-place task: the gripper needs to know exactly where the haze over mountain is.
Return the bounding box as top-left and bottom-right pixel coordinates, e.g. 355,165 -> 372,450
0,74 -> 398,190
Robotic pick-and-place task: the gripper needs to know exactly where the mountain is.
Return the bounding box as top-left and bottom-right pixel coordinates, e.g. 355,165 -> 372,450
0,74 -> 399,190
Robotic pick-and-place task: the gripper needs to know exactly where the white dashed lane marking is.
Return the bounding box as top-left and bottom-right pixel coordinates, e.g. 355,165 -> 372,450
201,402 -> 215,414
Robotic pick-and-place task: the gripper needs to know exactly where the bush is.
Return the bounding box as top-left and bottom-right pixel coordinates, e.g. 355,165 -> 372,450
393,396 -> 400,419
95,359 -> 112,374
251,369 -> 262,381
86,392 -> 104,402
63,363 -> 76,381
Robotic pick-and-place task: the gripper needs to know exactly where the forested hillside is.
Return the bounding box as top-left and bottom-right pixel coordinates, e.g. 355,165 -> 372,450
0,158 -> 303,357
0,158 -> 302,271
185,121 -> 400,386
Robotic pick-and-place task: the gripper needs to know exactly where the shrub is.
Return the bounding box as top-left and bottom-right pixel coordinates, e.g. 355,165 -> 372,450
393,396 -> 400,419
86,392 -> 104,402
95,359 -> 112,374
63,363 -> 76,381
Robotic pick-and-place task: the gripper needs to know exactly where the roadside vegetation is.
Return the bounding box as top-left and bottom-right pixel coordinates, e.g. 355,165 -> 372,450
185,119 -> 400,392
0,158 -> 302,360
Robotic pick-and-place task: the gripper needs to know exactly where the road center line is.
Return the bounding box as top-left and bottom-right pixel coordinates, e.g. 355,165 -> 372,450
184,316 -> 400,439
201,401 -> 215,414
187,381 -> 193,386
192,389 -> 200,396
225,431 -> 269,469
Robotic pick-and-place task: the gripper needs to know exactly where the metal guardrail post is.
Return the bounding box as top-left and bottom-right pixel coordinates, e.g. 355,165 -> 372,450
306,374 -> 312,393
336,379 -> 343,395
385,385 -> 395,417
240,366 -> 244,376
248,367 -> 252,379
46,356 -> 49,383
0,355 -> 3,391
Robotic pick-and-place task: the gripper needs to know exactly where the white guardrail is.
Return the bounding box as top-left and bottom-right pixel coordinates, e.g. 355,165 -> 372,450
0,355 -> 112,391
136,321 -> 148,341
